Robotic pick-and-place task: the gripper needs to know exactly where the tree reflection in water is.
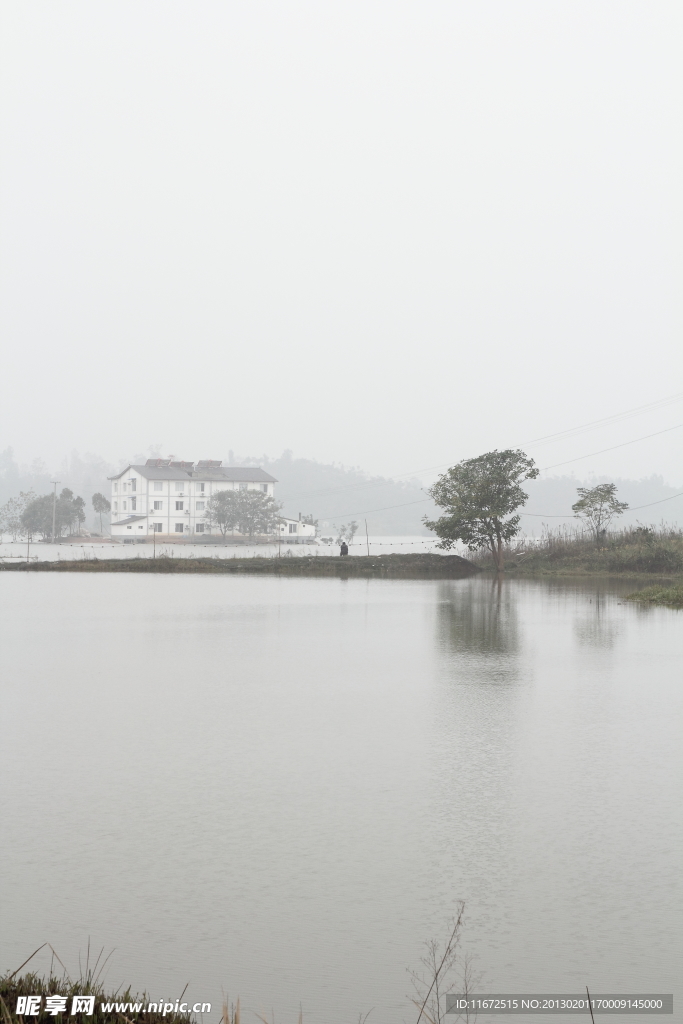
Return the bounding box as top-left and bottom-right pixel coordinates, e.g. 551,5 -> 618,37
436,576 -> 520,663
573,589 -> 623,650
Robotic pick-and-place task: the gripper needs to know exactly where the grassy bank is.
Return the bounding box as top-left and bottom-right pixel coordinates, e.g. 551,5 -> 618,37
468,525 -> 683,577
0,553 -> 479,580
0,971 -> 199,1024
625,584 -> 683,609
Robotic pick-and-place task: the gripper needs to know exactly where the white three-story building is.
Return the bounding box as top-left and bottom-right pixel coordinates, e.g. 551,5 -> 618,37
109,459 -> 279,542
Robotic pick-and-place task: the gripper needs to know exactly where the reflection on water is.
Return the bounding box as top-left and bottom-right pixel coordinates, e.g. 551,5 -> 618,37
0,573 -> 680,1024
573,592 -> 623,649
435,577 -> 520,687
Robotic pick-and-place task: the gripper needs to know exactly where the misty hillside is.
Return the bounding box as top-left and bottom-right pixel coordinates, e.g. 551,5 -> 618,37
1,446 -> 681,536
229,451 -> 435,534
521,474 -> 683,533
0,447 -> 436,535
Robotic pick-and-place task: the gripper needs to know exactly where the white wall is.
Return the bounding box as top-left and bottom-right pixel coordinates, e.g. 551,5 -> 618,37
111,470 -> 275,538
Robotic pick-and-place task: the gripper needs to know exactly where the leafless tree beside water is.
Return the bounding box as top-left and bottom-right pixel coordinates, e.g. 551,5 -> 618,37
408,904 -> 479,1024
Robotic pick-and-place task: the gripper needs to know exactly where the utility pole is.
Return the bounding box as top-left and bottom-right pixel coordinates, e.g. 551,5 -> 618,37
51,481 -> 60,543
365,519 -> 370,557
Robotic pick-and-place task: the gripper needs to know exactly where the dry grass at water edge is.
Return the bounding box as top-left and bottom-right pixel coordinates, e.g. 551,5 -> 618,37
0,970 -> 195,1024
468,524 -> 683,576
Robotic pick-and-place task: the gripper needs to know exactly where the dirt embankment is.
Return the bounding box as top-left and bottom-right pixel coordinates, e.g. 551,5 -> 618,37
1,553 -> 480,579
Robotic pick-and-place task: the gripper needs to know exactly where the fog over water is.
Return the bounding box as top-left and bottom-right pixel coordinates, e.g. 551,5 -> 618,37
1,574 -> 680,1023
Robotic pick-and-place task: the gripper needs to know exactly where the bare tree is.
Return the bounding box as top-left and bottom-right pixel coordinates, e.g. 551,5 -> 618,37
408,904 -> 478,1024
335,521 -> 359,544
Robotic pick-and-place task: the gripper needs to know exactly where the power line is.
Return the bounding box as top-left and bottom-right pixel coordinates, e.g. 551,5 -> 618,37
377,390 -> 683,482
521,490 -> 683,517
539,422 -> 683,471
327,498 -> 431,520
278,391 -> 683,504
516,391 -> 683,450
326,486 -> 683,524
324,437 -> 683,523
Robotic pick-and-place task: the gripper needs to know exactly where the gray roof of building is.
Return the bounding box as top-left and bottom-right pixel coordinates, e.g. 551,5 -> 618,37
113,515 -> 147,526
108,465 -> 189,481
190,467 -> 277,483
109,465 -> 277,483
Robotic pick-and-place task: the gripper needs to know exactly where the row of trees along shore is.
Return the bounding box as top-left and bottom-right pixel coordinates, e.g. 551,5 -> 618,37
0,490 -> 110,541
0,451 -> 641,569
0,485 -> 309,542
425,449 -> 631,571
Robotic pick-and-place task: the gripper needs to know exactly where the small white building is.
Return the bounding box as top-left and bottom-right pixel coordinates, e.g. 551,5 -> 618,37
109,459 -> 277,542
278,515 -> 317,543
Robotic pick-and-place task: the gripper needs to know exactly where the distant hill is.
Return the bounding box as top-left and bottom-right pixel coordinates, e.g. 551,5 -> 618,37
229,451 -> 435,534
521,474 -> 683,533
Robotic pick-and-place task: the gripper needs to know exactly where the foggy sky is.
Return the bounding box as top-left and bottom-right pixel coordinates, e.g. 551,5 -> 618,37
1,1 -> 681,485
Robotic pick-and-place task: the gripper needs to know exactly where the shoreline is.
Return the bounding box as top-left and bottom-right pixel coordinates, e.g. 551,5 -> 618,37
2,555 -> 682,582
0,553 -> 479,579
481,567 -> 683,580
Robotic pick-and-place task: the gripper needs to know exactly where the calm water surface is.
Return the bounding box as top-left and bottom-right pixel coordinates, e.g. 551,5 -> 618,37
1,574 -> 680,1023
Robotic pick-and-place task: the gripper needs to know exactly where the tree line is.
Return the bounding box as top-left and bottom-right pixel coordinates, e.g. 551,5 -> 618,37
0,490 -> 111,541
0,455 -> 630,561
425,449 -> 629,570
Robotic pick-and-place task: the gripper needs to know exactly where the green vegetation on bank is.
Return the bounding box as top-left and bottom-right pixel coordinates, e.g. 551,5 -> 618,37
424,449 -> 682,576
0,553 -> 479,579
0,971 -> 197,1024
626,584 -> 683,609
467,525 -> 683,576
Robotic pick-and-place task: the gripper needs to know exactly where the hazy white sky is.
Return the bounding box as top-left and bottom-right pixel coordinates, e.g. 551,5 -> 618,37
1,1 -> 681,484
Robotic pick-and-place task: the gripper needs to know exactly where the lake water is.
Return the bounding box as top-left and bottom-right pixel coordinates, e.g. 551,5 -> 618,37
1,573 -> 680,1023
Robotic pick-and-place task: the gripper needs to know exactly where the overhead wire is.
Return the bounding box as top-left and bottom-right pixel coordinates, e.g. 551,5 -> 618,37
276,390 -> 683,505
321,422 -> 683,522
537,422 -> 683,472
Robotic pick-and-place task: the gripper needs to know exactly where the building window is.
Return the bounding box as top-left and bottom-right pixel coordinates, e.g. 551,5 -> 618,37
196,501 -> 205,511
123,501 -> 127,511
131,478 -> 137,491
154,481 -> 163,492
175,482 -> 184,492
175,501 -> 183,510
289,523 -> 297,534
261,484 -> 268,492
153,523 -> 162,532
174,523 -> 184,533
114,483 -> 118,493
239,482 -> 248,491
138,525 -> 144,529
197,483 -> 205,493
127,526 -> 132,530
153,500 -> 163,510
195,523 -> 205,533
131,497 -> 136,511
